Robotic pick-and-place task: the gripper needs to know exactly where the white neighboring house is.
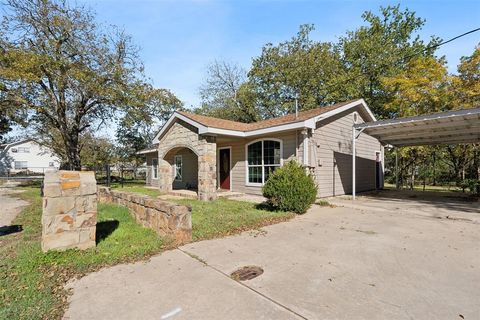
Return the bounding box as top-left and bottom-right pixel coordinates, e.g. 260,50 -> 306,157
0,139 -> 60,174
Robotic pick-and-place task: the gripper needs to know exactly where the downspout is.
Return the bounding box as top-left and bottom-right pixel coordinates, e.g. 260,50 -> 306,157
295,130 -> 298,160
303,129 -> 309,167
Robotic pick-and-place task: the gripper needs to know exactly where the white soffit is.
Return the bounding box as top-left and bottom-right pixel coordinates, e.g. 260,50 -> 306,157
355,107 -> 480,147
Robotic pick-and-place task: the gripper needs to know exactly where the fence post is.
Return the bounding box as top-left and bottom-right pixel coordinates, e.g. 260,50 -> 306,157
121,165 -> 124,188
106,164 -> 111,187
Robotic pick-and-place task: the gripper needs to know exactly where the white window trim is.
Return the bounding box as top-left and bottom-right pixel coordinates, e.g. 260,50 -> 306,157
245,138 -> 283,187
174,155 -> 183,182
217,146 -> 233,191
152,158 -> 158,180
14,161 -> 28,169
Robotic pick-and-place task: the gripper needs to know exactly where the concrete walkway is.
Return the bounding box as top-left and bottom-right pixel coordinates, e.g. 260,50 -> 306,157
0,181 -> 28,227
65,197 -> 480,320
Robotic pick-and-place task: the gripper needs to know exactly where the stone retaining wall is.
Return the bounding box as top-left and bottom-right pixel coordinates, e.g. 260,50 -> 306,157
42,171 -> 97,252
97,187 -> 192,242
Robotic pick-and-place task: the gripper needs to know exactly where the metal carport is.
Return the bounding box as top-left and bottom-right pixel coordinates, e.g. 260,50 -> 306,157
352,107 -> 480,199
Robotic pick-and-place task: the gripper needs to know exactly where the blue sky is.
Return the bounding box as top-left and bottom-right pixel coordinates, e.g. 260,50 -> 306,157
82,0 -> 480,108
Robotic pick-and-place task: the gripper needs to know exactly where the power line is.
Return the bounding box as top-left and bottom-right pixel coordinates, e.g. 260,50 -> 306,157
403,27 -> 480,61
321,27 -> 480,94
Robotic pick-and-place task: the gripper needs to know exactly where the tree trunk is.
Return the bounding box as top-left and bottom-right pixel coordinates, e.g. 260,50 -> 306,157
64,131 -> 81,171
410,166 -> 415,190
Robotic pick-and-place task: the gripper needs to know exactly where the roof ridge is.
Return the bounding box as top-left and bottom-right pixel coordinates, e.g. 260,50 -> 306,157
178,99 -> 360,130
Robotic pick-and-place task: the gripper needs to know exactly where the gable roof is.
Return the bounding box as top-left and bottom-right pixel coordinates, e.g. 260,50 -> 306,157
0,139 -> 34,151
153,98 -> 376,143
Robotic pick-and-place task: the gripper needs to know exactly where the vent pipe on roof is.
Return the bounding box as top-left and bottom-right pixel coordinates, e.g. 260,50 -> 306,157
295,93 -> 299,119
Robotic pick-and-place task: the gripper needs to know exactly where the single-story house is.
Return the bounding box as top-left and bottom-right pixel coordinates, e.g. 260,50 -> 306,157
138,99 -> 384,200
0,139 -> 60,174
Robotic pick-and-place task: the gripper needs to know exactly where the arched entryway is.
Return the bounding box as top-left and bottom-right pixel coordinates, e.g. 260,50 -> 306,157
163,147 -> 199,191
157,137 -> 217,201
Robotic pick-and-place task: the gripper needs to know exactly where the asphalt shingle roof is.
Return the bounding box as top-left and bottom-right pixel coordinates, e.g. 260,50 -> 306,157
177,100 -> 357,132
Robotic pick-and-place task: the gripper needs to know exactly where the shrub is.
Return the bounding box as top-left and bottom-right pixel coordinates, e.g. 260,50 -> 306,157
262,161 -> 318,214
460,179 -> 480,195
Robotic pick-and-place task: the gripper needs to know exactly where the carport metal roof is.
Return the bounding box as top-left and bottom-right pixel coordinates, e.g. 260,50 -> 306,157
351,107 -> 480,200
354,107 -> 480,147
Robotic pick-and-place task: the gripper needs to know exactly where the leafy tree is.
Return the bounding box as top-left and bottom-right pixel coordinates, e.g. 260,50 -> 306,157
197,60 -> 258,122
382,56 -> 452,117
247,6 -> 439,120
116,85 -> 183,174
382,46 -> 480,190
0,0 -> 160,170
0,114 -> 11,143
453,45 -> 480,109
79,132 -> 117,170
337,5 -> 439,118
249,24 -> 343,118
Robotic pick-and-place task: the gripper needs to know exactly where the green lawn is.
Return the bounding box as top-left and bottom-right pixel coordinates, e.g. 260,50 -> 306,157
172,197 -> 294,241
0,187 -> 164,320
1,186 -> 293,319
111,184 -> 162,197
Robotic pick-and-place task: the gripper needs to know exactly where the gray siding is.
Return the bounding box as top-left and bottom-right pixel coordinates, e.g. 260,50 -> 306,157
147,106 -> 382,197
145,152 -> 159,187
217,131 -> 298,195
311,107 -> 383,197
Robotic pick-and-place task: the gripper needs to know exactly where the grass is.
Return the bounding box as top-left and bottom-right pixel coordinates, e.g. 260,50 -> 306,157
1,185 -> 294,319
171,197 -> 294,241
0,187 -> 164,320
105,180 -> 163,197
111,184 -> 162,197
384,183 -> 462,193
317,200 -> 331,207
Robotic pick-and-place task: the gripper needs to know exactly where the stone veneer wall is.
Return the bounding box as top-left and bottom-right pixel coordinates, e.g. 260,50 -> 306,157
42,171 -> 97,252
158,120 -> 217,201
97,187 -> 192,242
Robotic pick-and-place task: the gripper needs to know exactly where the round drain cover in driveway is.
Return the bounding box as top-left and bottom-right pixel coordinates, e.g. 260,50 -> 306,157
230,266 -> 264,281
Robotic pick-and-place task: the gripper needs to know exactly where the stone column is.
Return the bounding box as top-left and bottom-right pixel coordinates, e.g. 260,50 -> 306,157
198,135 -> 217,201
158,159 -> 173,193
42,171 -> 97,252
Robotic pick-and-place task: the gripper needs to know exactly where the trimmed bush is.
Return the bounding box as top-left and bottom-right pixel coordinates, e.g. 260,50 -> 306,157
262,161 -> 318,214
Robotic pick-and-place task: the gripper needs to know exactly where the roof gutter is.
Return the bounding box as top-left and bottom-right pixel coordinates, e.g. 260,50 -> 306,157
136,148 -> 158,155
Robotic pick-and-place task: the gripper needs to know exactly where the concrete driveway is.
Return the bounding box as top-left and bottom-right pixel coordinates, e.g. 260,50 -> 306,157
65,192 -> 480,320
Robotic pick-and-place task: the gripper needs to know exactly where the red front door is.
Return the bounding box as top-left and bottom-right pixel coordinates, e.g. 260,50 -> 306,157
219,148 -> 231,190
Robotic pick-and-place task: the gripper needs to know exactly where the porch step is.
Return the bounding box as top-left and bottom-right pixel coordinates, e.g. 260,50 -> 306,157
167,190 -> 198,199
217,191 -> 245,199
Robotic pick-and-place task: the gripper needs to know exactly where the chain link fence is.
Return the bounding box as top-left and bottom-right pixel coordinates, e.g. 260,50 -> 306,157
0,165 -> 147,187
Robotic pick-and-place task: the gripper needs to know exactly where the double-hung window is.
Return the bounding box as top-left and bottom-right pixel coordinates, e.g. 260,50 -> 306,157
246,139 -> 281,185
14,161 -> 28,169
152,158 -> 158,179
174,155 -> 182,181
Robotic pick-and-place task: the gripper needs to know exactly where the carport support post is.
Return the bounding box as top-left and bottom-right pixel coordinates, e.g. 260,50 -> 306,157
395,148 -> 399,189
352,127 -> 356,200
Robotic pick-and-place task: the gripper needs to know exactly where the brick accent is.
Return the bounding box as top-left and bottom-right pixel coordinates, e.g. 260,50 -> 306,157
97,187 -> 192,243
41,171 -> 97,252
158,120 -> 217,201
